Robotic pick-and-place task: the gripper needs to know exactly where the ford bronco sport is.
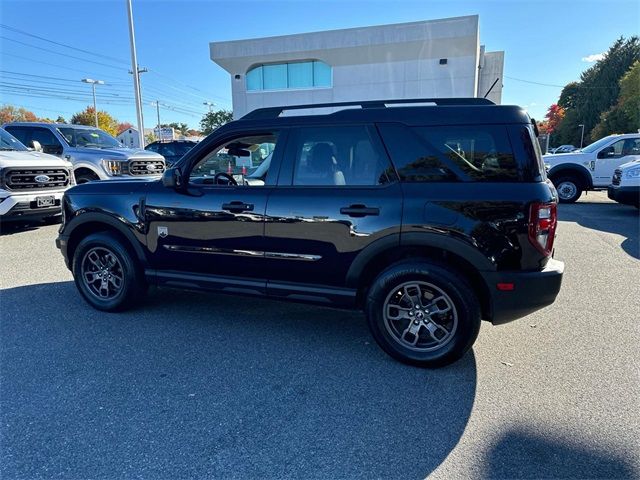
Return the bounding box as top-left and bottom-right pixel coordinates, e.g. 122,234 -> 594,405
56,98 -> 564,367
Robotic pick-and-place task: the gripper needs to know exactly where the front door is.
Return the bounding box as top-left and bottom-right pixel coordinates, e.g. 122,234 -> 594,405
144,131 -> 283,286
593,137 -> 640,186
263,124 -> 402,293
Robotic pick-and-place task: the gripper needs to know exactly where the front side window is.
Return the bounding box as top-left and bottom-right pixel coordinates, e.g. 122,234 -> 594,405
0,129 -> 28,151
602,138 -> 640,158
246,61 -> 332,91
289,126 -> 393,186
190,134 -> 278,187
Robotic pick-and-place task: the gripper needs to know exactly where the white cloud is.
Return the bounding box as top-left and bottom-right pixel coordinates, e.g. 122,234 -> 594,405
582,53 -> 605,63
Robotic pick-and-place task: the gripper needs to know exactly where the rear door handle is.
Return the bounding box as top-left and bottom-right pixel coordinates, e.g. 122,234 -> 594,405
340,204 -> 380,217
222,201 -> 254,213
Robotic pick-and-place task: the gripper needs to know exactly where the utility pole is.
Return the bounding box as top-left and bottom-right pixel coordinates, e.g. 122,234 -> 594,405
152,101 -> 161,140
126,0 -> 145,147
203,101 -> 215,112
81,78 -> 104,127
578,124 -> 585,148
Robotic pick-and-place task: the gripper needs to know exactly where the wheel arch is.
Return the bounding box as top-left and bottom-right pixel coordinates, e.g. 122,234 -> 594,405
347,233 -> 494,319
65,213 -> 148,269
548,164 -> 593,190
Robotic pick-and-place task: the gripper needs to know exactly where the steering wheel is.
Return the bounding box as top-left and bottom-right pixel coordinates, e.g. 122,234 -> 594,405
213,172 -> 238,186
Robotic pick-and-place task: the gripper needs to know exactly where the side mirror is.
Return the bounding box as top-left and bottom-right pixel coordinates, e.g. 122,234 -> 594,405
162,167 -> 183,189
31,140 -> 43,152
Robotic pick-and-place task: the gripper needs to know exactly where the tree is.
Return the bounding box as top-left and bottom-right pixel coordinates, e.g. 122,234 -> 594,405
200,109 -> 233,135
554,36 -> 640,145
0,105 -> 38,123
117,122 -> 134,135
71,106 -> 120,136
544,104 -> 565,134
56,116 -> 66,123
591,60 -> 640,139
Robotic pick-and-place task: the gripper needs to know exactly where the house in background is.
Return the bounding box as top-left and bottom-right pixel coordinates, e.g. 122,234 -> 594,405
116,127 -> 141,148
210,15 -> 504,118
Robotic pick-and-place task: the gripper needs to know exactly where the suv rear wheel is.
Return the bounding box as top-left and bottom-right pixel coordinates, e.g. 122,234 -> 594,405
365,261 -> 481,368
554,175 -> 583,203
72,232 -> 146,311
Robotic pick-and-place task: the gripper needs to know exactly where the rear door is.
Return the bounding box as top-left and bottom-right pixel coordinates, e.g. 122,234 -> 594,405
263,124 -> 402,297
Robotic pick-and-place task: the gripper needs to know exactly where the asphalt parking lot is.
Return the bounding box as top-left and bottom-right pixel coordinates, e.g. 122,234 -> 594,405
1,192 -> 638,479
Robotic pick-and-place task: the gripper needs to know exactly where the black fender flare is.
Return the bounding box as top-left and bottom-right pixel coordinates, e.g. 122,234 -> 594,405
548,163 -> 593,189
345,232 -> 496,288
62,211 -> 149,267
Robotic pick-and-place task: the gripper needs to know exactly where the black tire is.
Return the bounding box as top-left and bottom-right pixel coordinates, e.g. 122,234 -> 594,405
75,171 -> 99,184
72,231 -> 146,311
553,175 -> 583,203
365,260 -> 481,368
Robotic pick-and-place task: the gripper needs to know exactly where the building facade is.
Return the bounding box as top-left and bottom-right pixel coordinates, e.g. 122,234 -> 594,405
210,15 -> 504,118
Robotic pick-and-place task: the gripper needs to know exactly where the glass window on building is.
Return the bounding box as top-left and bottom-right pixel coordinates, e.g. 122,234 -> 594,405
246,61 -> 332,91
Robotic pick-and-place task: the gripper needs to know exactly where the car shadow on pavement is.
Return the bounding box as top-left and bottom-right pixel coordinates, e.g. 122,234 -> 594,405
558,202 -> 639,259
0,220 -> 42,236
1,281 -> 477,479
481,428 -> 637,479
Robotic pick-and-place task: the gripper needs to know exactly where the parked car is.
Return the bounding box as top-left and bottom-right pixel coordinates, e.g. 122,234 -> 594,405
544,133 -> 640,203
549,145 -> 576,154
0,128 -> 74,222
145,140 -> 197,167
56,98 -> 564,368
3,123 -> 166,184
608,158 -> 640,208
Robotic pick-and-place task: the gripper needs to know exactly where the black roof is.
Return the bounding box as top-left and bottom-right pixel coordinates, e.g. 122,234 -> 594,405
222,98 -> 531,133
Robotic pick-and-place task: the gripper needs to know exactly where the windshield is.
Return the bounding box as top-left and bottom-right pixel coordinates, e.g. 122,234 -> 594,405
0,128 -> 28,151
57,127 -> 121,148
580,136 -> 617,154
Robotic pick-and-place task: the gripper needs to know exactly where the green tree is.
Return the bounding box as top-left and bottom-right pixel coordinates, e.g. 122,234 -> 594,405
55,115 -> 66,123
591,60 -> 640,139
70,106 -> 119,136
200,109 -> 233,135
554,36 -> 640,145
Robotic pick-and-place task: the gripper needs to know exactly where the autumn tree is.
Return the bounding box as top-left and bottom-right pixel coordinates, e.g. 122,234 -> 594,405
70,106 -> 119,136
0,105 -> 38,123
56,116 -> 66,123
117,122 -> 134,134
200,109 -> 233,135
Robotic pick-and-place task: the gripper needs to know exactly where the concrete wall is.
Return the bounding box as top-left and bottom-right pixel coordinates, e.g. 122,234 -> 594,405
211,15 -> 503,118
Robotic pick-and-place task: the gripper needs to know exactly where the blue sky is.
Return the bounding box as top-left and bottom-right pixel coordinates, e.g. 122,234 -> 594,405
0,0 -> 638,129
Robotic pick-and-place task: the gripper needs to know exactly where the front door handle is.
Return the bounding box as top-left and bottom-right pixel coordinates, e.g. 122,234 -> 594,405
222,201 -> 254,213
340,204 -> 380,217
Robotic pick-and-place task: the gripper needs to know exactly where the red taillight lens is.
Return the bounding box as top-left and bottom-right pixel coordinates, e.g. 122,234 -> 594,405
528,202 -> 557,257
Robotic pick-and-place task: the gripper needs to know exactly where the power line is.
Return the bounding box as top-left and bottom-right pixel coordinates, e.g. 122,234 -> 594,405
0,23 -> 130,66
0,52 -> 129,81
505,75 -> 619,89
0,36 -> 127,71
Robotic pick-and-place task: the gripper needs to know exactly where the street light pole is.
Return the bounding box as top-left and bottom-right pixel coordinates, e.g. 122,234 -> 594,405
152,101 -> 161,140
578,124 -> 585,149
126,0 -> 145,148
81,78 -> 104,127
203,101 -> 215,112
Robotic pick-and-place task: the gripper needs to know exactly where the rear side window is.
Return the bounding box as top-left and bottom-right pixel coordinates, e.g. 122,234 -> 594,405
379,124 -> 520,182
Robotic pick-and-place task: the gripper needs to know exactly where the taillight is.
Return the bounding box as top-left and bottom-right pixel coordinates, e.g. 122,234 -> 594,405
528,202 -> 557,257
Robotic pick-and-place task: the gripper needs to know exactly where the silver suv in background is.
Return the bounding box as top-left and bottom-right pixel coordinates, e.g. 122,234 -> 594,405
3,123 -> 165,184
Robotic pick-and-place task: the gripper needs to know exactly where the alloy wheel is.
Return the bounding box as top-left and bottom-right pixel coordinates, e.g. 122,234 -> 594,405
81,247 -> 124,300
383,281 -> 458,352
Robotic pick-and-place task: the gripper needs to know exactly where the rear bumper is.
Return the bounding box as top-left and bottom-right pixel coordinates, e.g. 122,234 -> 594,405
607,185 -> 640,206
482,258 -> 565,325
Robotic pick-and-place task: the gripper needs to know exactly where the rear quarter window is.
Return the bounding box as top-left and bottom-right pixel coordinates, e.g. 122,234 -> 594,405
379,123 -> 523,182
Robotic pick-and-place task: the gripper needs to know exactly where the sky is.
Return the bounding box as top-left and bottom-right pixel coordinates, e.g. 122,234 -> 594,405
0,0 -> 638,130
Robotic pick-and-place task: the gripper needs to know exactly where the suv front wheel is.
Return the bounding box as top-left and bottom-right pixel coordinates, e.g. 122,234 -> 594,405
365,261 -> 481,368
72,232 -> 146,311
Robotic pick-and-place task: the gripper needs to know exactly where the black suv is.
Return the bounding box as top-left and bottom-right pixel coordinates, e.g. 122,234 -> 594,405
56,98 -> 564,367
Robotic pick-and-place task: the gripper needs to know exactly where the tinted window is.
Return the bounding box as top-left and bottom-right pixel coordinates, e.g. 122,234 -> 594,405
146,143 -> 159,152
30,128 -> 60,147
289,126 -> 392,186
4,126 -> 29,145
380,124 -> 519,182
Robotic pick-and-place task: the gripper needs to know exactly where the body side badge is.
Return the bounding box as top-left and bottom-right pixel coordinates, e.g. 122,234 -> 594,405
158,226 -> 169,238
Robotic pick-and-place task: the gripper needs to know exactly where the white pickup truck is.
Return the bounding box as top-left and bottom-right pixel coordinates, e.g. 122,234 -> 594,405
544,133 -> 640,203
608,158 -> 640,208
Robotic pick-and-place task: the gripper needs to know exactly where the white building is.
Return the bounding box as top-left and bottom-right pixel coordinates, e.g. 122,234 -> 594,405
210,15 -> 504,118
116,127 -> 141,148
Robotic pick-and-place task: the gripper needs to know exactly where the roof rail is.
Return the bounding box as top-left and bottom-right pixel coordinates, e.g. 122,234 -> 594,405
241,97 -> 495,120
